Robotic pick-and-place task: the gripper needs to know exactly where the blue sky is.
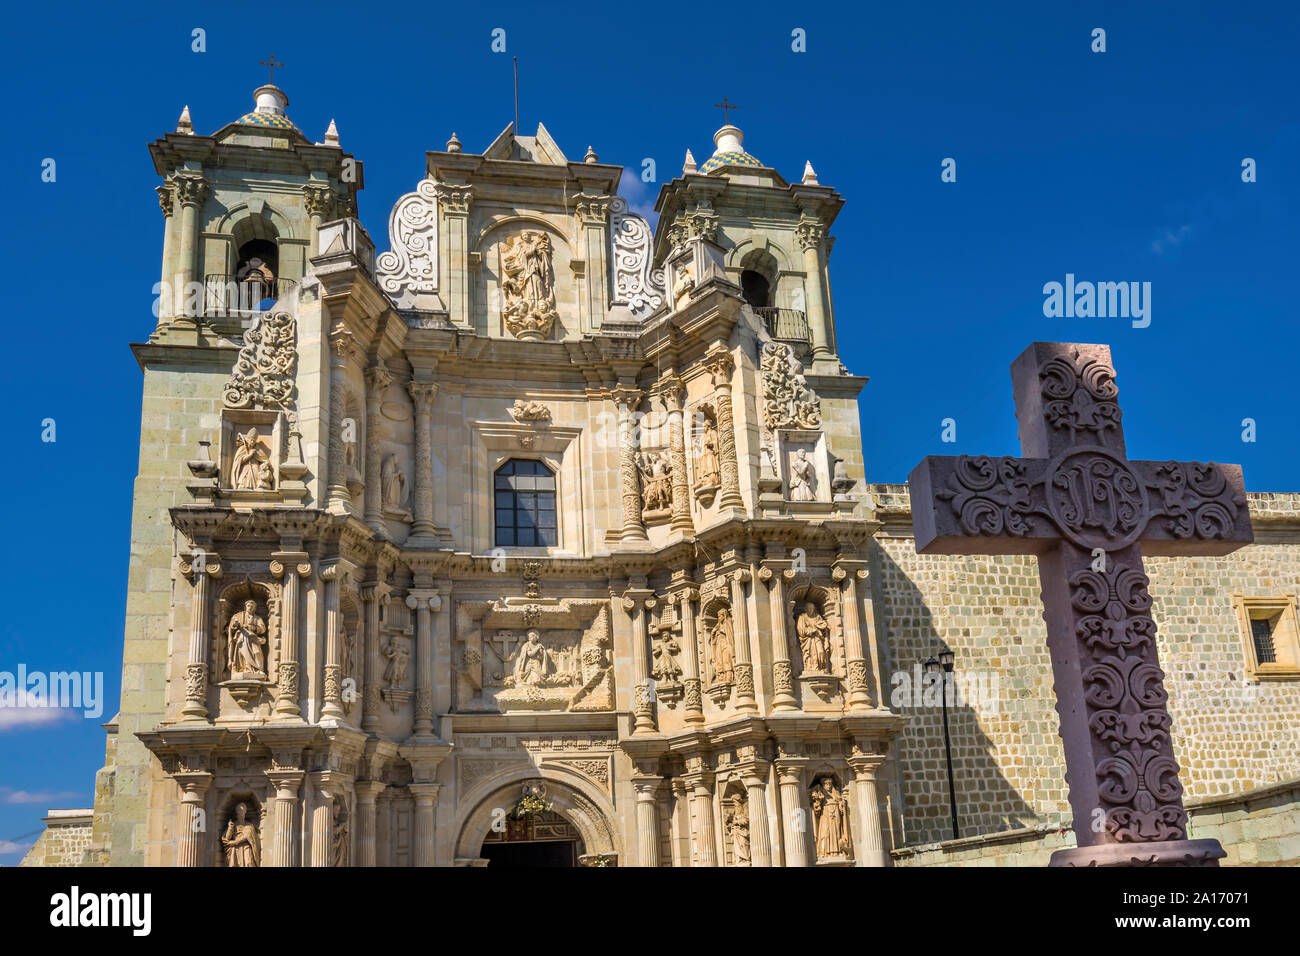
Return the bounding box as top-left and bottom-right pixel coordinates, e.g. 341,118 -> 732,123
0,0 -> 1296,857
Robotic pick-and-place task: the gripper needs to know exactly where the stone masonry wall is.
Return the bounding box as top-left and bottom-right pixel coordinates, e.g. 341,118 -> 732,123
19,813 -> 94,867
869,484 -> 1300,849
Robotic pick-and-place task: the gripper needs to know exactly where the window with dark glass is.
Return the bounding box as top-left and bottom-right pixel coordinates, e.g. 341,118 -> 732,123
494,459 -> 557,547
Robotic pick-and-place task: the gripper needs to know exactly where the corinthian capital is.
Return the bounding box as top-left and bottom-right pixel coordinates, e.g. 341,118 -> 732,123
303,183 -> 337,219
575,193 -> 611,225
702,348 -> 734,387
173,174 -> 209,208
365,365 -> 394,395
434,182 -> 473,214
796,215 -> 826,251
407,381 -> 439,413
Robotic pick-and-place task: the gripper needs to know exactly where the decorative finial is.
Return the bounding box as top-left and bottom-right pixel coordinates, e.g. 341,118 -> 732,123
446,132 -> 462,153
324,119 -> 339,146
176,105 -> 193,135
801,160 -> 819,185
584,145 -> 598,164
683,149 -> 697,173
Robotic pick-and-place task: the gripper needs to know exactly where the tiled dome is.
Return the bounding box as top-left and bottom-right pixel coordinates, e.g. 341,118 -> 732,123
699,124 -> 764,175
229,85 -> 301,136
235,110 -> 300,133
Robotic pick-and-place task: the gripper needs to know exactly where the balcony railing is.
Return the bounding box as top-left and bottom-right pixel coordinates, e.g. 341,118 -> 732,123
756,307 -> 810,345
204,274 -> 297,317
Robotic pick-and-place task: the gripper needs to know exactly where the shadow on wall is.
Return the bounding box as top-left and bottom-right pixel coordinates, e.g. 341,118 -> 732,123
871,542 -> 1064,846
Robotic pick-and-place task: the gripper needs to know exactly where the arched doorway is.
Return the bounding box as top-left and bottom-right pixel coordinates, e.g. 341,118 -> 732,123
479,808 -> 585,867
455,773 -> 620,867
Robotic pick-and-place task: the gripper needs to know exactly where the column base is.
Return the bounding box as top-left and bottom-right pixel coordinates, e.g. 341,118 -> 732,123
1050,839 -> 1225,868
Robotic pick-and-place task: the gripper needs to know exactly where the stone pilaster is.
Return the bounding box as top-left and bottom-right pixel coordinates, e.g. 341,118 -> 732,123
760,563 -> 798,711
775,760 -> 811,867
677,589 -> 704,724
326,329 -> 359,514
659,377 -> 694,534
175,773 -> 211,867
705,350 -> 744,512
409,783 -> 440,867
270,554 -> 309,720
321,562 -> 353,721
796,214 -> 833,366
156,179 -> 176,322
728,570 -> 758,712
360,581 -> 391,734
575,193 -> 611,329
622,589 -> 657,733
354,781 -> 385,868
406,588 -> 441,738
847,750 -> 887,867
363,365 -> 394,533
265,769 -> 304,867
834,561 -> 874,710
179,549 -> 221,721
435,183 -> 473,328
304,183 -> 335,260
615,386 -> 647,543
309,772 -> 341,868
406,382 -> 439,543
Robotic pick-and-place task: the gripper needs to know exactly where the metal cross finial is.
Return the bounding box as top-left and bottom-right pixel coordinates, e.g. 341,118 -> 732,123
259,55 -> 286,84
713,97 -> 740,124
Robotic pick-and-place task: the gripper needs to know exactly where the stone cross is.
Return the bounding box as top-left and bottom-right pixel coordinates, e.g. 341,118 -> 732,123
908,342 -> 1252,867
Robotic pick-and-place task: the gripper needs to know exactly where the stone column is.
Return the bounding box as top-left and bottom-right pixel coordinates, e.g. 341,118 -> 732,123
760,564 -> 797,711
309,773 -> 339,867
265,769 -> 304,867
728,570 -> 758,712
705,351 -> 744,511
406,588 -> 441,738
409,783 -> 440,867
434,183 -> 473,328
632,774 -> 661,867
622,590 -> 656,733
304,183 -> 334,261
320,563 -> 350,721
271,554 -> 309,720
677,589 -> 704,724
660,378 -> 694,534
775,761 -> 811,867
684,758 -> 717,866
175,773 -> 211,867
407,382 -> 439,542
363,366 -> 393,533
615,386 -> 647,543
156,180 -> 176,322
180,550 -> 220,721
360,582 -> 391,734
743,768 -> 773,867
354,781 -> 385,868
326,329 -> 358,514
848,751 -> 888,867
174,173 -> 208,318
374,790 -> 391,866
835,562 -> 874,710
796,214 -> 832,365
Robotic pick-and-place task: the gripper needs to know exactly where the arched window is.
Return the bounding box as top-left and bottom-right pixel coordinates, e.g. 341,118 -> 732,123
740,269 -> 770,309
494,459 -> 557,547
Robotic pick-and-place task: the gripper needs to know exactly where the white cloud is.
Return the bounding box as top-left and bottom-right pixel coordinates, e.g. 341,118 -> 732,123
1150,223 -> 1193,255
0,788 -> 80,805
0,839 -> 37,857
0,690 -> 78,731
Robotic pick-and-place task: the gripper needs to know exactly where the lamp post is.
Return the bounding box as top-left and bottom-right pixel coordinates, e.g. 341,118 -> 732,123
925,651 -> 960,841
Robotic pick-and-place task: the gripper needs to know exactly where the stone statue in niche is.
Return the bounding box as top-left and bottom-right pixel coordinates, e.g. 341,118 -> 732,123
226,599 -> 268,679
382,635 -> 409,687
331,800 -> 350,867
708,608 -> 736,685
726,796 -> 750,865
341,621 -> 356,686
789,449 -> 817,501
810,777 -> 852,861
795,601 -> 832,674
381,454 -> 410,518
220,802 -> 260,868
501,231 -> 558,339
231,428 -> 274,491
510,630 -> 556,687
695,416 -> 720,490
637,450 -> 673,515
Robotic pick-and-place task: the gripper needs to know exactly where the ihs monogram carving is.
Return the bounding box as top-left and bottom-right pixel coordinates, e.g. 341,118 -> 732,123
501,231 -> 558,339
608,196 -> 665,318
224,310 -> 296,410
376,177 -> 439,299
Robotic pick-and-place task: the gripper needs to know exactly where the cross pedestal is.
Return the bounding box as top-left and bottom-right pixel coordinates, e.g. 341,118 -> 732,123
909,343 -> 1252,866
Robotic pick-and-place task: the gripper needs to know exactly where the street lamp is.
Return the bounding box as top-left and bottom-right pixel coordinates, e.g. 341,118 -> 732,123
925,651 -> 960,840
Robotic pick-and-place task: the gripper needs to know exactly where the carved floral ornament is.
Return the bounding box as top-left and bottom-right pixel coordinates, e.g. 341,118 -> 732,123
224,310 -> 297,410
608,196 -> 665,318
375,177 -> 439,298
761,342 -> 821,432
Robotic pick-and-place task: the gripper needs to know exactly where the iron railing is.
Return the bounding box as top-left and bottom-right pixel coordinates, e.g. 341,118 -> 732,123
756,307 -> 810,345
203,274 -> 297,316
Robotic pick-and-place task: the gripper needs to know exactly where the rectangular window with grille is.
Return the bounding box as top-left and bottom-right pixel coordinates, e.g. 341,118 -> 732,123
1234,595 -> 1300,679
1250,616 -> 1277,664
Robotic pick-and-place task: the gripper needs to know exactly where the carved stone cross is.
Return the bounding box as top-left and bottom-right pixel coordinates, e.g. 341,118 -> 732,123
488,631 -> 521,662
908,342 -> 1252,867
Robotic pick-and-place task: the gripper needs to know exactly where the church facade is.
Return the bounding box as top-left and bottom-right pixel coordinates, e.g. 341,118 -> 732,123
22,82 -> 1300,867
